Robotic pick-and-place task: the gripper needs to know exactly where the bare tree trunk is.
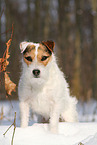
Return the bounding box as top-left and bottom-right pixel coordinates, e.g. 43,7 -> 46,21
57,0 -> 66,67
73,0 -> 83,100
72,31 -> 81,100
91,0 -> 97,99
5,0 -> 11,40
0,0 -> 1,44
43,0 -> 50,40
33,0 -> 41,41
26,0 -> 32,40
80,0 -> 94,101
71,0 -> 83,100
57,0 -> 76,89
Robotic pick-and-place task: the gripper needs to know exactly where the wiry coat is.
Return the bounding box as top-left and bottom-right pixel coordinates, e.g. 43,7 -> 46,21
18,41 -> 78,133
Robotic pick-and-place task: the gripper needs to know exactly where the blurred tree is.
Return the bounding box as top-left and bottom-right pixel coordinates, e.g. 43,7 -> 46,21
5,0 -> 11,40
57,0 -> 76,86
26,0 -> 32,40
43,0 -> 50,40
91,0 -> 97,99
33,0 -> 42,42
80,0 -> 94,101
0,0 -> 96,101
0,0 -> 1,44
72,0 -> 82,100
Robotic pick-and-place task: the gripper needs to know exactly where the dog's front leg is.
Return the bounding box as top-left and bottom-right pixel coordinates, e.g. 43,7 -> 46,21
20,101 -> 29,127
49,104 -> 59,133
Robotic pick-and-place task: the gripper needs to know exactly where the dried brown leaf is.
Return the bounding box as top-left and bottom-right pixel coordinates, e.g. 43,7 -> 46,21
5,72 -> 16,95
0,24 -> 13,73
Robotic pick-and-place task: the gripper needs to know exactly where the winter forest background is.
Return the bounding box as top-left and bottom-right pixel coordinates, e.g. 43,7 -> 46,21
0,0 -> 97,102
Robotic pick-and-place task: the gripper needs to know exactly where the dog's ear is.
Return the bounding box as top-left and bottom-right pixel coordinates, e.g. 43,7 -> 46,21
20,41 -> 28,53
41,40 -> 55,53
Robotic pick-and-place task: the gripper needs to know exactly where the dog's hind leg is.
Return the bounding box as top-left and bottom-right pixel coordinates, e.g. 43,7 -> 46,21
20,101 -> 29,127
61,97 -> 78,122
61,108 -> 78,122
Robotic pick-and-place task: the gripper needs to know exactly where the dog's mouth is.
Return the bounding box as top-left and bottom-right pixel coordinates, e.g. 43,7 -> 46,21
34,76 -> 40,78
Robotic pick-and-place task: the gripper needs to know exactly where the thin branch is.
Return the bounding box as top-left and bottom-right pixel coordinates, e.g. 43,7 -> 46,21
11,112 -> 16,145
0,28 -> 12,35
3,112 -> 16,145
3,123 -> 13,137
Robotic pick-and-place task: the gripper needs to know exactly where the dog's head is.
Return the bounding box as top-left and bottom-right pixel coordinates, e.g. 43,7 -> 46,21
20,41 -> 55,87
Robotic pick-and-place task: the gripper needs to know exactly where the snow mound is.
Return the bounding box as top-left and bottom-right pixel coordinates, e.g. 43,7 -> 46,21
0,123 -> 97,145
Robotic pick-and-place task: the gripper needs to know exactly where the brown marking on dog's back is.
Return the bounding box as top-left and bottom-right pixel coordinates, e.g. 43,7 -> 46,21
37,44 -> 52,66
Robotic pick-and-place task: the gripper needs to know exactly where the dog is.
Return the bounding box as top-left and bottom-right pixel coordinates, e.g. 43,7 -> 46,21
18,40 -> 78,133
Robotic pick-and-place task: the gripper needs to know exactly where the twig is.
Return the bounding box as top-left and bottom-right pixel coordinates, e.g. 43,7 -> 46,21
3,112 -> 16,145
0,27 -> 13,35
1,115 -> 12,123
11,112 -> 16,145
3,123 -> 13,137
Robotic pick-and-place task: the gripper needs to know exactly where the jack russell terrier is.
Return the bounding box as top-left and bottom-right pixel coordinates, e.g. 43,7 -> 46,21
18,40 -> 78,133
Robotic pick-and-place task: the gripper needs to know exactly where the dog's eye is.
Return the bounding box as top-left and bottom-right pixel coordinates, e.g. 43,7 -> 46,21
25,56 -> 32,62
41,56 -> 49,61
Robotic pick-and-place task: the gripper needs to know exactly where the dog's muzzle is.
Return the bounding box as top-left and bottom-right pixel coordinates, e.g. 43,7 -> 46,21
33,69 -> 40,78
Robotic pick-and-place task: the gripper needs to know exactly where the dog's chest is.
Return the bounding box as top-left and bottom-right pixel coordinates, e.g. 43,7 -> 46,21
29,87 -> 54,116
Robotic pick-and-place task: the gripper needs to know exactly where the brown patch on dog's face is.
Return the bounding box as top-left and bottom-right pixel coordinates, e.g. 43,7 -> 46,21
23,43 -> 52,66
37,44 -> 52,66
23,45 -> 35,65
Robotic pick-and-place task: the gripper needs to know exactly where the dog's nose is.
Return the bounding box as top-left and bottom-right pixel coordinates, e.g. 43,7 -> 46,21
33,69 -> 40,77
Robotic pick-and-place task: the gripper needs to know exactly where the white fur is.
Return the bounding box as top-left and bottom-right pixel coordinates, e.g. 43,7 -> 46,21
18,42 -> 78,133
35,44 -> 39,62
20,42 -> 34,53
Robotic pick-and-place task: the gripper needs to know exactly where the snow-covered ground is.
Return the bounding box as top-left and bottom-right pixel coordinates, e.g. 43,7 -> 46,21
0,100 -> 97,145
0,123 -> 97,145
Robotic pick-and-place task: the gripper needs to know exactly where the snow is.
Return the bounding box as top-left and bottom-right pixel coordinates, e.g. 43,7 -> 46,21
0,123 -> 97,145
77,99 -> 97,122
0,100 -> 97,145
